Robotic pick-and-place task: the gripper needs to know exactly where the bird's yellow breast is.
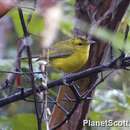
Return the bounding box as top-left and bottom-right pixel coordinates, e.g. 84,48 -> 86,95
50,45 -> 90,73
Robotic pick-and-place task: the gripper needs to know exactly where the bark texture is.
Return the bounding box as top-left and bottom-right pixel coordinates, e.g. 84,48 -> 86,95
49,0 -> 130,130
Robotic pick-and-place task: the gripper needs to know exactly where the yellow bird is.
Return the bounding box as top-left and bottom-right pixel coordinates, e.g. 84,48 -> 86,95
48,37 -> 90,73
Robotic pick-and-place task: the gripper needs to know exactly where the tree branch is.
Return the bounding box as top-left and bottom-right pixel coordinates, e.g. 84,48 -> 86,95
0,55 -> 130,107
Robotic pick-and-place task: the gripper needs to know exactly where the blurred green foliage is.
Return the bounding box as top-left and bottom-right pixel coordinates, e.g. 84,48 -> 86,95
0,113 -> 46,130
8,8 -> 44,37
0,0 -> 130,130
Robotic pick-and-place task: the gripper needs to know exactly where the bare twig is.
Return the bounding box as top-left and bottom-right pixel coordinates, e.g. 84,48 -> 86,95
18,8 -> 42,130
0,54 -> 130,107
1,41 -> 25,90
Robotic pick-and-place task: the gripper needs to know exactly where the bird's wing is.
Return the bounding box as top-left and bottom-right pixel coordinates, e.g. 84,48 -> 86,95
49,44 -> 74,59
49,51 -> 73,59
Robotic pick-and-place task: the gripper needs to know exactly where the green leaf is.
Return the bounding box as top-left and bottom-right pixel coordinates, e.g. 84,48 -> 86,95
0,113 -> 46,130
92,27 -> 124,50
28,13 -> 44,35
8,8 -> 44,37
50,72 -> 63,80
66,0 -> 75,5
8,8 -> 28,37
88,111 -> 103,121
126,95 -> 130,105
60,20 -> 73,36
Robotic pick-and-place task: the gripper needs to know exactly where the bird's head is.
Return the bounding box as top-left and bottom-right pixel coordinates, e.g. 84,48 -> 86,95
70,37 -> 89,52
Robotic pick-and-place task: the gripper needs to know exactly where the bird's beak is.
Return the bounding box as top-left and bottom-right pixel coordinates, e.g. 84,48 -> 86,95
88,40 -> 96,45
87,36 -> 96,45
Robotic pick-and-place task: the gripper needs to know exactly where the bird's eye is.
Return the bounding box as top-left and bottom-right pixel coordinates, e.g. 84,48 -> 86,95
78,43 -> 82,46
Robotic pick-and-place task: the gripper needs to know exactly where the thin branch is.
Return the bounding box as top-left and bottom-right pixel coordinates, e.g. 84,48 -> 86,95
18,8 -> 29,37
0,54 -> 130,107
18,8 -> 42,130
0,71 -> 42,75
1,42 -> 25,89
